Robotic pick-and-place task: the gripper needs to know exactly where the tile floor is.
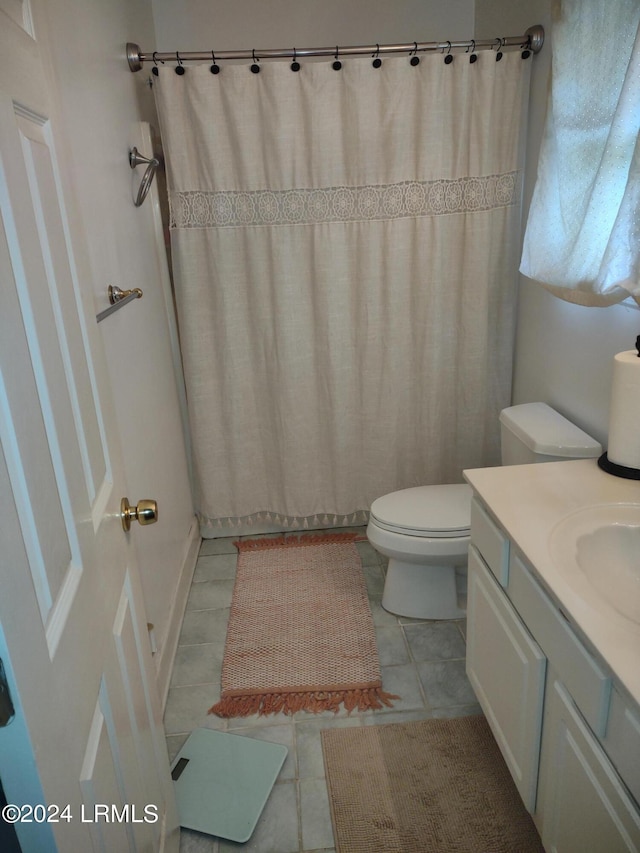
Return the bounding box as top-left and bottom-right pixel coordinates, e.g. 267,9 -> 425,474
164,528 -> 482,853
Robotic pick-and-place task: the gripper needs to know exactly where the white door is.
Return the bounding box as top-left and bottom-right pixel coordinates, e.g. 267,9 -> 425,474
0,4 -> 178,852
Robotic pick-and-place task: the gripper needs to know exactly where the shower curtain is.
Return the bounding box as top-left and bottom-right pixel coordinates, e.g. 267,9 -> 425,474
154,49 -> 531,534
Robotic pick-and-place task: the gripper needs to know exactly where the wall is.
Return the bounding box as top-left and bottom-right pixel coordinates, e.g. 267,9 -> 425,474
151,0 -> 474,53
39,0 -> 197,699
476,0 -> 640,448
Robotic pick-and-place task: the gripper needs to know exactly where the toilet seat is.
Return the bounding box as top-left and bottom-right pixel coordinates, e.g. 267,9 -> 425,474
369,484 -> 472,538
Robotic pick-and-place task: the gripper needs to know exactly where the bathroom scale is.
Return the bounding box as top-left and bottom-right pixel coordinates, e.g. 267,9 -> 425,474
170,728 -> 288,842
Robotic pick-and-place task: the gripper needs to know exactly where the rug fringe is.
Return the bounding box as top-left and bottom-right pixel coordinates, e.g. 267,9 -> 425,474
209,687 -> 399,718
235,532 -> 359,552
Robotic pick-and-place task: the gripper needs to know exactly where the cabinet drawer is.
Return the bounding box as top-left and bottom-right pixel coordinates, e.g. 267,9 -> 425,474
509,552 -> 611,737
470,497 -> 510,587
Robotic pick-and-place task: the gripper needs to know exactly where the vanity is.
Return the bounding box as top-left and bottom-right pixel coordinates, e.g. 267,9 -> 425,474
464,458 -> 640,852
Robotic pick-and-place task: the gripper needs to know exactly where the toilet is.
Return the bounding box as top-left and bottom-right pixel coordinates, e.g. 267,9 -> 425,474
366,403 -> 602,620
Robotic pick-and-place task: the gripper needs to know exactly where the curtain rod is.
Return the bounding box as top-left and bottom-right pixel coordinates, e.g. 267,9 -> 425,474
126,24 -> 544,72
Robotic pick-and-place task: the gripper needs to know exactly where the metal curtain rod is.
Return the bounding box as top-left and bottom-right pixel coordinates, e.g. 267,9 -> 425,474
127,24 -> 544,71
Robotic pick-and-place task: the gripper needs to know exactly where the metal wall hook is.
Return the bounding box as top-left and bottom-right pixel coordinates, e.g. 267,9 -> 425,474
129,147 -> 160,207
96,284 -> 144,322
109,284 -> 143,304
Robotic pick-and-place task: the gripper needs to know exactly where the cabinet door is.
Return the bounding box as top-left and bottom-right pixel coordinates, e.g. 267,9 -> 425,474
466,546 -> 546,812
538,678 -> 640,853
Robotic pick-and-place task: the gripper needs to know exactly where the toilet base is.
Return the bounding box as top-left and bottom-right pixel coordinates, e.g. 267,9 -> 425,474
382,559 -> 466,620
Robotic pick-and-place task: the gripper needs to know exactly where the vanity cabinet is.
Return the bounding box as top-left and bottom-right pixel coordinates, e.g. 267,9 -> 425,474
466,546 -> 545,811
467,496 -> 640,852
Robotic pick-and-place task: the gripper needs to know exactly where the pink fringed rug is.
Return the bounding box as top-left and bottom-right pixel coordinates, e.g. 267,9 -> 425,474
209,533 -> 398,718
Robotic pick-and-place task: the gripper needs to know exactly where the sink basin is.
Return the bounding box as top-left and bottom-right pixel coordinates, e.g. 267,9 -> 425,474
549,504 -> 640,627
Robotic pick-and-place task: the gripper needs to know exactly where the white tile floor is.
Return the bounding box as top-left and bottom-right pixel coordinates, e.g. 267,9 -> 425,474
164,529 -> 482,853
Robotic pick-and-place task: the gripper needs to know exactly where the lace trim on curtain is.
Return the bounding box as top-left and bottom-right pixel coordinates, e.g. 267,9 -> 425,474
169,172 -> 520,229
198,509 -> 370,531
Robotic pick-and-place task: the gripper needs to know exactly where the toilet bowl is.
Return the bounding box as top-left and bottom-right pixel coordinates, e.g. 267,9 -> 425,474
367,484 -> 471,620
367,403 -> 603,620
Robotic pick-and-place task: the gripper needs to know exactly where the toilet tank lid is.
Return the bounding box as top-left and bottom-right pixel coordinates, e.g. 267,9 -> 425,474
499,403 -> 602,458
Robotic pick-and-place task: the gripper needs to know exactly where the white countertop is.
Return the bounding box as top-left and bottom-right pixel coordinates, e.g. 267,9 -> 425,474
464,458 -> 640,707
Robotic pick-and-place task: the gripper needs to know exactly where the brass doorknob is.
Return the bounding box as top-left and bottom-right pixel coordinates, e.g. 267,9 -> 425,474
121,497 -> 158,532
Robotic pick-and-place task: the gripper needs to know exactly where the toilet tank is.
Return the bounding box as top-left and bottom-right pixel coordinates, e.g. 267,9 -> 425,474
499,403 -> 602,465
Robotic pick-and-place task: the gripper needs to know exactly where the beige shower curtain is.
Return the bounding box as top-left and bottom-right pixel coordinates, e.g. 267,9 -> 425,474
154,50 -> 531,534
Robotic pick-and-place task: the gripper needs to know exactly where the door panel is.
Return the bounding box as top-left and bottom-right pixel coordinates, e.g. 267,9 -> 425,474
16,108 -> 107,500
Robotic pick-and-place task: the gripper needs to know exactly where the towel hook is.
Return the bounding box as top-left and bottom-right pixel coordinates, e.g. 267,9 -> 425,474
129,147 -> 160,207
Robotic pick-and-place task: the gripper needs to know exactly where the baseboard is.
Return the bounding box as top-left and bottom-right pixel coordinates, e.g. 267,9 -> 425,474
155,517 -> 201,709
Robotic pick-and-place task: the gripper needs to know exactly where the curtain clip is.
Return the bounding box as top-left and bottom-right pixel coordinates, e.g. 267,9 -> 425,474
468,39 -> 477,63
444,41 -> 453,65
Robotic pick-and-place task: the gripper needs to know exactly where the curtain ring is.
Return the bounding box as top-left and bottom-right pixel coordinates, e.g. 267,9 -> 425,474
251,48 -> 260,73
210,50 -> 220,74
372,44 -> 382,68
175,51 -> 185,75
444,41 -> 453,64
410,41 -> 419,66
333,46 -> 342,70
291,47 -> 300,72
151,51 -> 163,76
469,39 -> 477,63
495,36 -> 504,62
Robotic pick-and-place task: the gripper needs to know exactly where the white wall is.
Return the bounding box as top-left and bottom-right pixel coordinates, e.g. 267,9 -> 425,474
151,0 -> 474,52
39,0 -> 197,696
476,0 -> 640,448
